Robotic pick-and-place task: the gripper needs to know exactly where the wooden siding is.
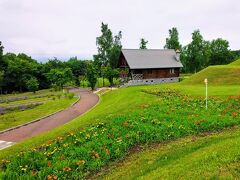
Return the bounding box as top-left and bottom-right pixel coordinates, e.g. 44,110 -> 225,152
131,68 -> 180,79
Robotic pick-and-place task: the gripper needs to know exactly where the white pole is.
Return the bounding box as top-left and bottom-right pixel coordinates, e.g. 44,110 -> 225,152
204,78 -> 208,110
206,82 -> 208,109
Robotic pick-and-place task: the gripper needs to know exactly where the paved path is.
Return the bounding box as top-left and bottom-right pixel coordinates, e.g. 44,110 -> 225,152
0,89 -> 99,148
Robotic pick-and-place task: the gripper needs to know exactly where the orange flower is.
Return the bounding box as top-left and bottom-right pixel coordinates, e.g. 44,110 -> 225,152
60,154 -> 65,160
105,149 -> 110,156
47,161 -> 51,166
92,150 -> 95,158
48,140 -> 52,145
32,170 -> 37,175
116,137 -> 122,141
77,160 -> 85,165
126,134 -> 129,138
95,153 -> 100,159
123,121 -> 129,126
232,112 -> 238,118
101,146 -> 106,150
47,174 -> 57,180
62,166 -> 71,172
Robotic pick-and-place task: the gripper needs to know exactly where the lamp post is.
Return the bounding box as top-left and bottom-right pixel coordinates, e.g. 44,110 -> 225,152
204,78 -> 208,110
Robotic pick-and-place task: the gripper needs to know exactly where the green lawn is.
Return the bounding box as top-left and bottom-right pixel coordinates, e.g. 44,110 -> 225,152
0,97 -> 78,131
102,127 -> 240,179
0,89 -> 52,98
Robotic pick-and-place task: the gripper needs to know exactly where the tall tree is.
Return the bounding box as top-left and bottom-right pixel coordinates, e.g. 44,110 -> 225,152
95,23 -> 112,68
94,22 -> 122,86
209,38 -> 233,65
0,70 -> 4,94
0,42 -> 7,70
94,22 -> 122,69
0,41 -> 3,60
164,27 -> 181,50
109,32 -> 122,68
139,38 -> 148,49
182,30 -> 210,73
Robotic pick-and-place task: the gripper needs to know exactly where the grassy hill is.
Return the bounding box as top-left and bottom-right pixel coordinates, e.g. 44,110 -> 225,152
229,59 -> 240,66
182,59 -> 240,86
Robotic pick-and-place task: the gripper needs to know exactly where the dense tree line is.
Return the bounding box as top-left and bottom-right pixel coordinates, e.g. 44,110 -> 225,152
0,42 -> 88,93
164,28 -> 239,73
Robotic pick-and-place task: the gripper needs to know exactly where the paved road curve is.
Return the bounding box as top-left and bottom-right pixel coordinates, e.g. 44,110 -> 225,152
0,89 -> 99,146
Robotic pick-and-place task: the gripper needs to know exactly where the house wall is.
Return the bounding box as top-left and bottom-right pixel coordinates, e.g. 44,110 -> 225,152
132,68 -> 180,79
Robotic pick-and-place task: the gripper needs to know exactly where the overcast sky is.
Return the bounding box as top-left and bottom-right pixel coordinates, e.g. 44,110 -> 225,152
1,0 -> 239,61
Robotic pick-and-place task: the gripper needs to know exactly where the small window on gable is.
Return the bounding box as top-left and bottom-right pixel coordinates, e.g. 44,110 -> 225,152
170,68 -> 175,74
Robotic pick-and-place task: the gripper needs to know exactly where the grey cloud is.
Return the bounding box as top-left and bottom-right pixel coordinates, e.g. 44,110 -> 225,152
0,0 -> 239,61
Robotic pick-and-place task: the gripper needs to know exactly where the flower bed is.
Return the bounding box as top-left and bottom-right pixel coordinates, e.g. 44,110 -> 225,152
1,89 -> 239,179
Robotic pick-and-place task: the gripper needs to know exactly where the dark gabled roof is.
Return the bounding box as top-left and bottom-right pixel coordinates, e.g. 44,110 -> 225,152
121,49 -> 183,69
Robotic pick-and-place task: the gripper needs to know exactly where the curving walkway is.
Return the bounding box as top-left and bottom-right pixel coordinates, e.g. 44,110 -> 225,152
0,89 -> 99,145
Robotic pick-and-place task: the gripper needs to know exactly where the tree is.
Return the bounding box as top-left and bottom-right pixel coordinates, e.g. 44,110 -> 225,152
65,57 -> 87,86
181,30 -> 210,73
46,68 -> 74,89
104,66 -> 119,86
94,22 -> 122,86
94,23 -> 122,69
26,77 -> 39,93
209,38 -> 233,65
94,23 -> 114,68
0,70 -> 4,94
86,63 -> 97,90
0,41 -> 4,64
5,55 -> 38,92
109,32 -> 122,68
164,27 -> 181,50
139,38 -> 148,49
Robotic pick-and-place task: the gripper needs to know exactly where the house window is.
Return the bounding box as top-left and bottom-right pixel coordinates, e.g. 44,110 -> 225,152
170,68 -> 175,74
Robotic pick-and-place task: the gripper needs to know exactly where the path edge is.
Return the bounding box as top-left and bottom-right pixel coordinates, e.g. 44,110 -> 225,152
0,95 -> 81,135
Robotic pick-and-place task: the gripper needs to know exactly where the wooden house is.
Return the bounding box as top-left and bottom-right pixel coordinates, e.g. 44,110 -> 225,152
118,49 -> 183,85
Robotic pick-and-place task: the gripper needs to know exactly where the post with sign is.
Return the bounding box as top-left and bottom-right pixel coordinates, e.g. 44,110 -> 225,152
204,78 -> 208,110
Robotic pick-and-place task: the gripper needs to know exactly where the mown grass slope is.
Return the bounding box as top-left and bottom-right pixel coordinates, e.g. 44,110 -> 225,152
181,59 -> 240,86
102,127 -> 240,180
229,59 -> 240,66
181,65 -> 240,85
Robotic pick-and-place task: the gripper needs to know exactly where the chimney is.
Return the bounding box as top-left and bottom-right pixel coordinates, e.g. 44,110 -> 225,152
175,49 -> 180,61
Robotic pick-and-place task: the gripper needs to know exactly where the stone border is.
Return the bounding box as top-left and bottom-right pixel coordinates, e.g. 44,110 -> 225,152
0,95 -> 80,135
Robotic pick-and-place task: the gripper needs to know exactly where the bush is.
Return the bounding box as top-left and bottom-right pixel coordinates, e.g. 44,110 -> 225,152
67,93 -> 74,99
